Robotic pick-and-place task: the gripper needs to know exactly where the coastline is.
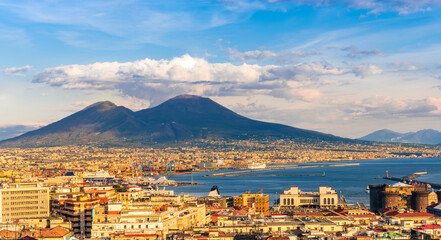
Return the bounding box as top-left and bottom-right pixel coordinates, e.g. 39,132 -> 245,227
167,157 -> 441,207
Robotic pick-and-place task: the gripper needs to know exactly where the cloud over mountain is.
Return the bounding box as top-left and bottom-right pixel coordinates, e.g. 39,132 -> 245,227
343,96 -> 441,118
33,55 -> 361,104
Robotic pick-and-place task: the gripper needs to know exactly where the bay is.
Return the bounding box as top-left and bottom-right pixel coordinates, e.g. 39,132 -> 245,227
166,158 -> 441,208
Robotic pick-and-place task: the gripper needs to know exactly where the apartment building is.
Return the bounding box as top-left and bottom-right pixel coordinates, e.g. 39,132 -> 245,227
54,196 -> 100,239
91,202 -> 207,239
233,192 -> 269,215
0,183 -> 49,222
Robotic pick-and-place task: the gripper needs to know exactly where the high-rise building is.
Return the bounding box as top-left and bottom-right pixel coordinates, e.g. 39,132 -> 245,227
55,196 -> 100,239
0,183 -> 50,222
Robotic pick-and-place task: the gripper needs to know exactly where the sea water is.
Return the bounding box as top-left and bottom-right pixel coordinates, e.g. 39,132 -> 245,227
167,158 -> 441,207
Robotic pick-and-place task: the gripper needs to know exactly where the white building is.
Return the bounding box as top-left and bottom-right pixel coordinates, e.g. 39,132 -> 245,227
279,186 -> 339,209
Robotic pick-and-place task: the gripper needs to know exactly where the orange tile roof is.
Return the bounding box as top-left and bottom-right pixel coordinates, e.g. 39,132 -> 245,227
0,230 -> 18,239
40,226 -> 71,238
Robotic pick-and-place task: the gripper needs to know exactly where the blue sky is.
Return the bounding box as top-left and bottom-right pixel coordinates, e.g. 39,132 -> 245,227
1,0 -> 441,139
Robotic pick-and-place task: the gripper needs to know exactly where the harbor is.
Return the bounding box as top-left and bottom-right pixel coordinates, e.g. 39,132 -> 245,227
204,162 -> 360,177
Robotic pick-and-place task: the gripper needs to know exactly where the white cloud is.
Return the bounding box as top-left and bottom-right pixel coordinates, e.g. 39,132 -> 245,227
2,65 -> 33,77
33,55 -> 351,104
351,63 -> 383,77
392,62 -> 420,71
342,96 -> 441,118
427,97 -> 441,114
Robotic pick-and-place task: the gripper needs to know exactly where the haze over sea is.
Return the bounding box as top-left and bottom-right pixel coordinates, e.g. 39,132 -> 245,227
168,158 -> 441,208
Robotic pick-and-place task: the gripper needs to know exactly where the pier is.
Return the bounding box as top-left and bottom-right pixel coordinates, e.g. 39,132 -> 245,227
204,163 -> 359,177
379,171 -> 441,189
211,174 -> 325,177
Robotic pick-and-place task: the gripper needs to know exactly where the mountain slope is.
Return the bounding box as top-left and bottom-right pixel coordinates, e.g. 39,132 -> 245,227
0,95 -> 348,147
135,95 -> 341,141
360,129 -> 441,145
398,129 -> 441,145
359,129 -> 403,142
0,101 -> 149,147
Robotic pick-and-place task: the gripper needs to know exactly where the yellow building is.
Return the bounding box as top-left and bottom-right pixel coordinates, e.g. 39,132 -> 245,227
0,183 -> 50,222
428,191 -> 438,205
116,188 -> 144,201
233,192 -> 269,215
176,203 -> 207,230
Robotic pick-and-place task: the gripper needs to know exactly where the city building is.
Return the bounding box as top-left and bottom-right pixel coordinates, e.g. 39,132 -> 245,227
279,186 -> 340,209
197,196 -> 233,208
369,183 -> 436,213
427,203 -> 441,217
54,196 -> 100,239
233,192 -> 269,215
0,183 -> 50,222
91,202 -> 207,239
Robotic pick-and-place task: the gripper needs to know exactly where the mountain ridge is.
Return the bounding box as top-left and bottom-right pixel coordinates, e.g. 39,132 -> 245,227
0,94 -> 350,147
359,129 -> 441,145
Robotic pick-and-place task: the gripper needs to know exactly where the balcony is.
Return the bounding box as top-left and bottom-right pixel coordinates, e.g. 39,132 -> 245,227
69,217 -> 80,222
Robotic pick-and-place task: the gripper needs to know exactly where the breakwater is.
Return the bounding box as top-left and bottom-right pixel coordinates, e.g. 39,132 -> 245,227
212,174 -> 325,177
379,171 -> 441,189
204,163 -> 359,177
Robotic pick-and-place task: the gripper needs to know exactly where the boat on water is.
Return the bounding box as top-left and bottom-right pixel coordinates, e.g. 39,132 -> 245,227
248,161 -> 266,169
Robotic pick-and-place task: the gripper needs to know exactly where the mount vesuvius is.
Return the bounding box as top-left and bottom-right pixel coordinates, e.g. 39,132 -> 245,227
0,95 -> 349,147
